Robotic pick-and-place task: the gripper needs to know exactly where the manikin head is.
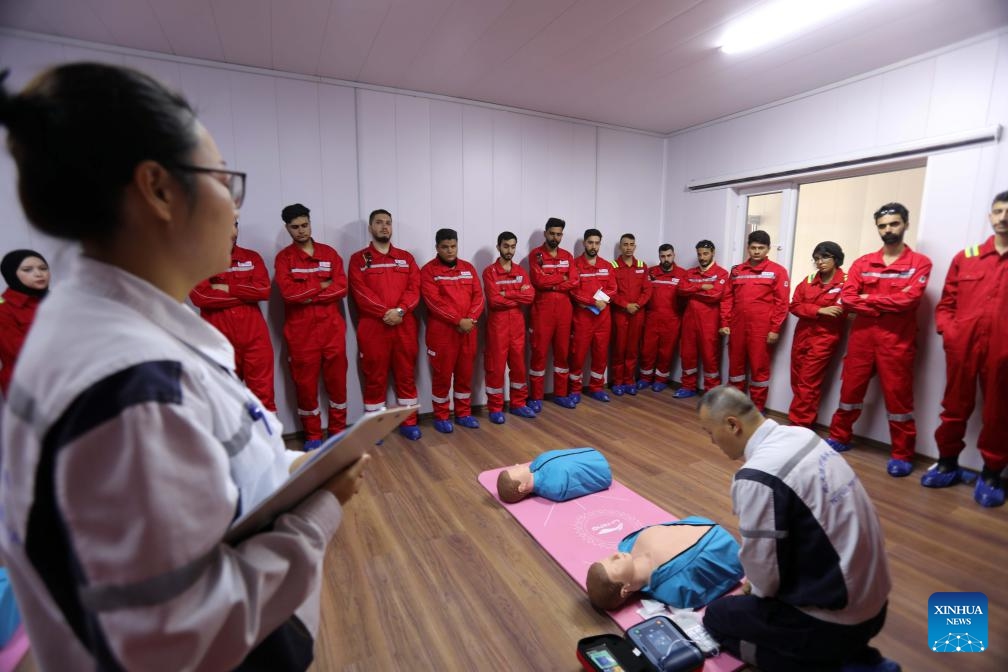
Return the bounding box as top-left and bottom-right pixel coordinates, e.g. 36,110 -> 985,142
496,464 -> 535,503
586,550 -> 648,610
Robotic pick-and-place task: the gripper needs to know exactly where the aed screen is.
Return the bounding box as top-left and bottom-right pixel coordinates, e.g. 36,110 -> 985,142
586,645 -> 625,672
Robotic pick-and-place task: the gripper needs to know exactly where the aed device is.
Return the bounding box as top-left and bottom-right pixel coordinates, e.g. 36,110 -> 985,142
577,616 -> 705,672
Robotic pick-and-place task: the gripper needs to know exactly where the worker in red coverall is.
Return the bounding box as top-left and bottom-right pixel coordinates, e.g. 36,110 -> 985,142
826,202 -> 932,478
275,204 -> 349,450
191,221 -> 276,412
568,229 -> 617,403
640,244 -> 687,393
674,240 -> 728,398
924,190 -> 1008,507
420,228 -> 485,434
0,249 -> 49,397
482,231 -> 537,424
348,209 -> 423,440
610,233 -> 652,396
786,241 -> 847,428
719,230 -> 790,412
528,217 -> 578,411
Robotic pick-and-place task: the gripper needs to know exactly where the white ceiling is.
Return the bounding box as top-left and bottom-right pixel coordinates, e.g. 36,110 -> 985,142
2,0 -> 1007,134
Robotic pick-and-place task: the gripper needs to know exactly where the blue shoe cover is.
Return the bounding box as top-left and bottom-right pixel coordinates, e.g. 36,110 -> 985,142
625,384 -> 637,396
611,385 -> 626,396
399,425 -> 422,441
510,405 -> 536,419
672,388 -> 697,399
553,395 -> 577,409
886,458 -> 913,477
635,380 -> 649,390
433,419 -> 454,434
920,465 -> 962,488
488,412 -> 505,424
528,399 -> 543,414
588,390 -> 611,402
455,415 -> 480,429
651,382 -> 667,392
569,393 -> 581,405
303,439 -> 323,451
826,438 -> 851,452
974,479 -> 1006,507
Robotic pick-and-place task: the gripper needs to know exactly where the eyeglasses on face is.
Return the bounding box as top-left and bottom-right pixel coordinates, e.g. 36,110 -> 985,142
172,164 -> 246,208
813,256 -> 834,263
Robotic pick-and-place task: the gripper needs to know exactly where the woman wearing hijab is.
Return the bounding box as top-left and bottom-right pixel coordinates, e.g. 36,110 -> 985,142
0,249 -> 49,395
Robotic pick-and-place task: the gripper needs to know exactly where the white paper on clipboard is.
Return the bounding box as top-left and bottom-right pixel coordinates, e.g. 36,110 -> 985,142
225,406 -> 414,544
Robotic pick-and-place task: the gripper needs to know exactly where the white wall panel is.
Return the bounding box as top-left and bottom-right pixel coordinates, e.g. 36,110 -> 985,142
596,128 -> 665,263
926,39 -> 999,137
873,58 -> 934,146
357,90 -> 399,219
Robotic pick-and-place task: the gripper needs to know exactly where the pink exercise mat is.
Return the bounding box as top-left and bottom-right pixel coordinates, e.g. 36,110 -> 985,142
477,469 -> 744,672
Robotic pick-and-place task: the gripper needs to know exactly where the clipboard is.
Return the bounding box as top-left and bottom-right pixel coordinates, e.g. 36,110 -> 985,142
225,406 -> 415,544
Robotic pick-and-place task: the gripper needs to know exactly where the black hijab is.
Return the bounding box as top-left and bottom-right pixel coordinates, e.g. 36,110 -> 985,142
1,249 -> 49,298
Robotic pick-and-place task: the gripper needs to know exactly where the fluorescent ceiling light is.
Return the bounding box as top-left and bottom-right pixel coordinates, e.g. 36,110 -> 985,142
719,0 -> 872,54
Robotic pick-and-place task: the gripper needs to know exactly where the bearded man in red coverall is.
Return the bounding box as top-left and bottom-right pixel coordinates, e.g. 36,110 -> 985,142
787,241 -> 847,428
348,209 -> 423,441
420,229 -> 485,434
482,231 -> 536,424
610,233 -> 652,396
673,240 -> 728,398
923,190 -> 1008,507
274,204 -> 349,450
640,244 -> 687,393
191,220 -> 276,412
528,217 -> 578,411
568,228 -> 617,404
826,203 -> 932,478
719,230 -> 789,412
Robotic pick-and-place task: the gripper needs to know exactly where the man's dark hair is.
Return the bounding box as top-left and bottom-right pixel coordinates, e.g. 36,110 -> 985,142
281,203 -> 310,224
545,217 -> 566,230
812,241 -> 845,266
658,243 -> 674,253
584,228 -> 602,241
369,208 -> 392,224
992,191 -> 1008,207
436,228 -> 458,244
620,233 -> 636,242
696,240 -> 715,251
497,231 -> 517,247
747,230 -> 770,247
873,202 -> 909,223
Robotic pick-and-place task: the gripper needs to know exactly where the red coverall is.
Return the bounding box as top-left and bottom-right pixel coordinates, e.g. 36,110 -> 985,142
0,288 -> 42,396
678,264 -> 728,391
190,245 -> 276,411
828,246 -> 932,460
420,257 -> 485,420
640,264 -> 687,384
934,236 -> 1008,471
482,260 -> 534,413
610,257 -> 653,387
275,242 -> 349,439
528,244 -> 578,400
348,243 -> 421,427
568,255 -> 617,395
720,258 -> 790,410
786,268 -> 846,427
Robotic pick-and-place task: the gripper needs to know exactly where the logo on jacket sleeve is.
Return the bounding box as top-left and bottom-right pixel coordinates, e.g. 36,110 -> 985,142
928,592 -> 987,653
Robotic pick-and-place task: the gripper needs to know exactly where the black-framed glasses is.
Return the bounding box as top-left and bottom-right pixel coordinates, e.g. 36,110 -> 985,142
813,255 -> 834,263
172,165 -> 246,208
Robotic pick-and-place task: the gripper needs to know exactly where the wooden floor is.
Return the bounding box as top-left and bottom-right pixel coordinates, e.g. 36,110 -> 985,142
311,391 -> 1008,672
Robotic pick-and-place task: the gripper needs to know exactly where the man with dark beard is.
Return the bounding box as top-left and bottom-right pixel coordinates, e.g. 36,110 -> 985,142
825,203 -> 932,478
482,231 -> 536,423
639,244 -> 687,392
